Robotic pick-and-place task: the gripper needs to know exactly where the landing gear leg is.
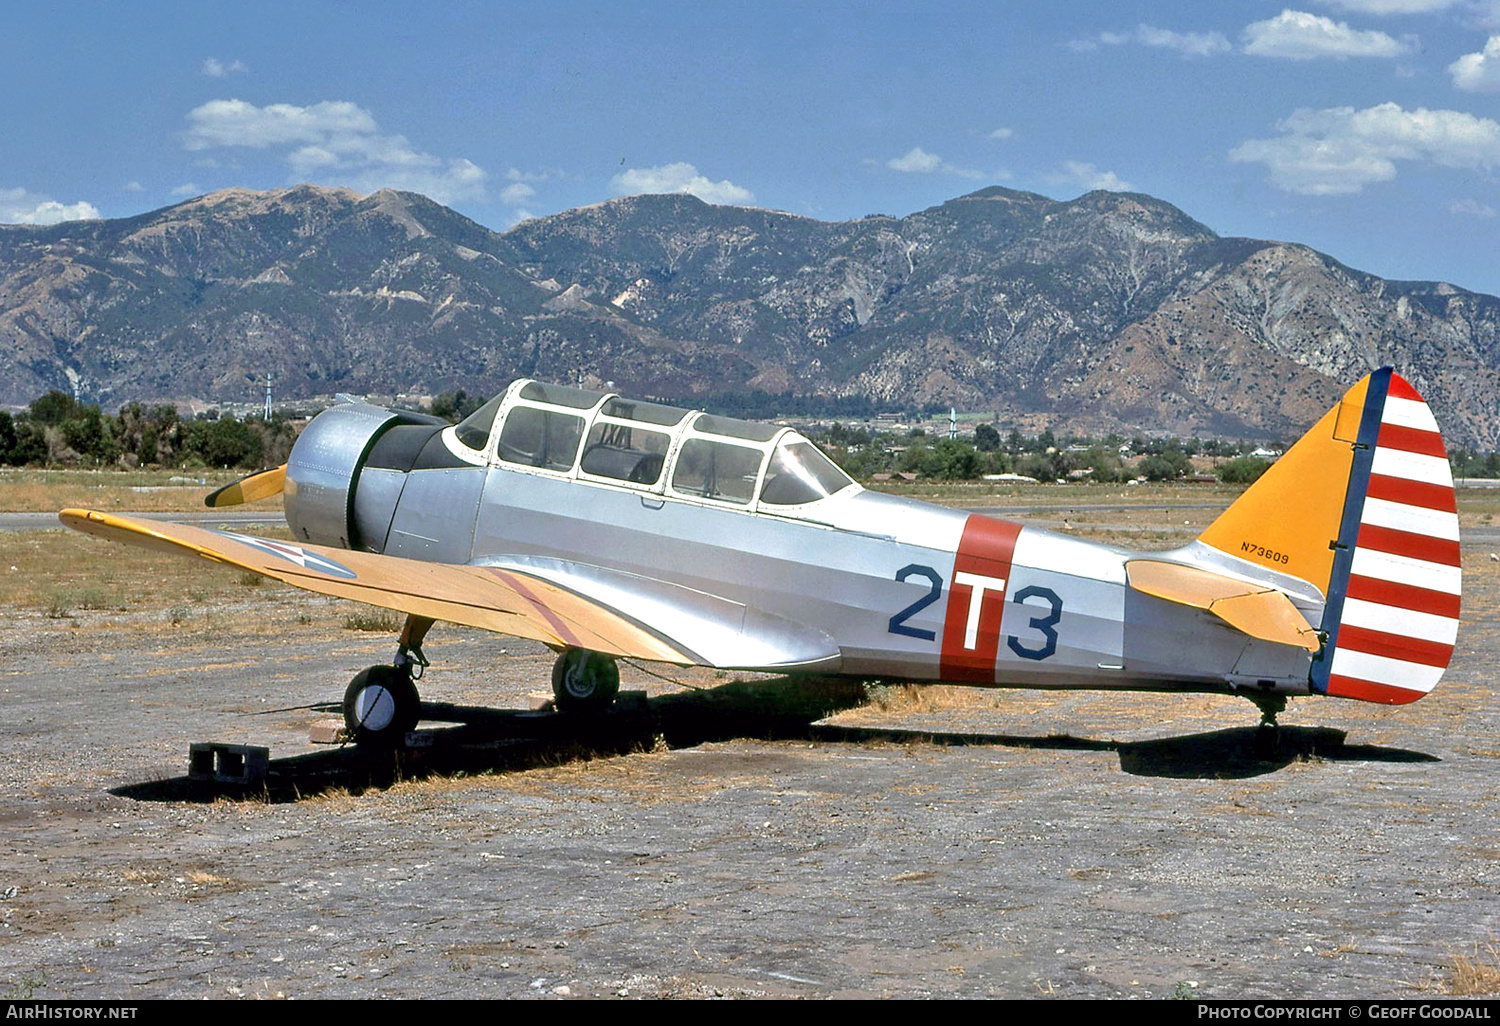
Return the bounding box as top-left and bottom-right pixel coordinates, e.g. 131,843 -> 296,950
1250,693 -> 1287,756
341,614 -> 433,748
394,614 -> 434,680
551,649 -> 620,715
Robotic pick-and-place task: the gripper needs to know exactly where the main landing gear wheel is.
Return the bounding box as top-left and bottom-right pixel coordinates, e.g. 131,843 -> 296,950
344,665 -> 420,747
552,649 -> 620,715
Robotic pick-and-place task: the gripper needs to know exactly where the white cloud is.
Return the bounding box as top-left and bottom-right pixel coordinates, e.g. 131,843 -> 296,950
123,181 -> 144,192
500,169 -> 554,215
887,147 -> 943,173
1230,102 -> 1500,194
169,183 -> 200,198
1243,10 -> 1412,59
201,57 -> 247,78
609,162 -> 754,205
885,147 -> 985,178
1051,161 -> 1134,192
186,99 -> 379,151
182,98 -> 487,205
988,127 -> 1014,140
1136,25 -> 1233,56
1070,25 -> 1232,57
344,159 -> 487,205
1313,0 -> 1456,13
499,182 -> 535,204
1450,35 -> 1500,91
0,187 -> 100,225
1450,196 -> 1497,218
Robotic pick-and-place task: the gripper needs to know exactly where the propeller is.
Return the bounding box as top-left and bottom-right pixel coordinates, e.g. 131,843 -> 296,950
204,464 -> 287,508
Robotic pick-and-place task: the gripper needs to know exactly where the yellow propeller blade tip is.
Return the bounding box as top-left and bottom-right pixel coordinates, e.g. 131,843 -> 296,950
204,464 -> 287,508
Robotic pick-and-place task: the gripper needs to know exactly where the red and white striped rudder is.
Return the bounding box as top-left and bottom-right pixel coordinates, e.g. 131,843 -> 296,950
1317,369 -> 1461,705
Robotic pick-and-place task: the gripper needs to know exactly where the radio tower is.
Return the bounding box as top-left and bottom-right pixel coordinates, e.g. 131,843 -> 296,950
264,373 -> 273,421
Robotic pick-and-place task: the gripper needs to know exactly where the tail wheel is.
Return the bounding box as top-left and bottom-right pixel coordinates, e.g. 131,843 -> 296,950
551,649 -> 620,715
343,665 -> 420,747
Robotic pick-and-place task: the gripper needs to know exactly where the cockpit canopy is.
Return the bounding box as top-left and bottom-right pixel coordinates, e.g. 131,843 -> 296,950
451,380 -> 857,510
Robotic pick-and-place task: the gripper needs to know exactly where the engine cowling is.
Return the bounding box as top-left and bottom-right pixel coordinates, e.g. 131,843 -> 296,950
284,403 -> 446,550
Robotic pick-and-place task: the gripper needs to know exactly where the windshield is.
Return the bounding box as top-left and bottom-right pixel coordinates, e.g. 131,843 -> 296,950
759,440 -> 855,505
453,394 -> 503,451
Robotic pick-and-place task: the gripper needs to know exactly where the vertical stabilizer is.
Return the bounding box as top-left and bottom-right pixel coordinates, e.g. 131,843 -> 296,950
1197,368 -> 1460,704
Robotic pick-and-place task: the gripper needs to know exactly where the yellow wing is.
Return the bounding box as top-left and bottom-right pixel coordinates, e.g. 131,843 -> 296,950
60,508 -> 696,664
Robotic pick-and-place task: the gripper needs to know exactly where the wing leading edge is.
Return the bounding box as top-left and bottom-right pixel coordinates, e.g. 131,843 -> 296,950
59,509 -> 841,673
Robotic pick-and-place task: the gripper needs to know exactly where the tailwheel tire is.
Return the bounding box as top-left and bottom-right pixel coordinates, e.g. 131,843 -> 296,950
551,649 -> 620,715
1255,721 -> 1280,757
343,665 -> 420,747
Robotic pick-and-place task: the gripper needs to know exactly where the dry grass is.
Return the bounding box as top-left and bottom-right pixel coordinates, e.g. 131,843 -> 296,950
0,527 -> 342,642
1446,942 -> 1500,996
343,609 -> 405,632
863,683 -> 1004,714
0,468 -> 259,513
1,529 -> 295,615
120,868 -> 166,886
184,870 -> 229,886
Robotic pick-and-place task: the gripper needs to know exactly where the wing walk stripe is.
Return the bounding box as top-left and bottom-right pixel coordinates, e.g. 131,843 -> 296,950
1365,474 -> 1458,513
1326,676 -> 1428,705
1375,423 -> 1447,459
484,567 -> 581,648
1355,523 -> 1461,566
1345,575 -> 1461,619
1335,624 -> 1454,668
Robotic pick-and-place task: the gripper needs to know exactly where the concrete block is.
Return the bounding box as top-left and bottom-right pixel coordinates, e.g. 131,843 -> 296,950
188,742 -> 269,785
308,721 -> 348,745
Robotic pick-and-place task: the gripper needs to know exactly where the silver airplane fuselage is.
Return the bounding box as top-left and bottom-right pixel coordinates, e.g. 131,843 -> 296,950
283,378 -> 1320,699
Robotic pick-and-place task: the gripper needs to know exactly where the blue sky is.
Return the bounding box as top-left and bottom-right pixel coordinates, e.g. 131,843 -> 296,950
4,1 -> 1500,294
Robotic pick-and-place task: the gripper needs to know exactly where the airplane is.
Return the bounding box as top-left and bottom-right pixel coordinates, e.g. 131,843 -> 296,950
59,366 -> 1460,750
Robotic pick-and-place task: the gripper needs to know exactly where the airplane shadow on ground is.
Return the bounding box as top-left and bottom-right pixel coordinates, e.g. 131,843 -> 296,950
111,676 -> 1438,803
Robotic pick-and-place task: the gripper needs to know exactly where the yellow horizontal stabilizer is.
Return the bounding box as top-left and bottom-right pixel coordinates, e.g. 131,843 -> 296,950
205,465 -> 286,508
1126,559 -> 1320,653
58,508 -> 696,665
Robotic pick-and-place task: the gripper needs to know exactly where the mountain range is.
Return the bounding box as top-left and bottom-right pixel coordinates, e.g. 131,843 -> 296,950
2,183 -> 1496,447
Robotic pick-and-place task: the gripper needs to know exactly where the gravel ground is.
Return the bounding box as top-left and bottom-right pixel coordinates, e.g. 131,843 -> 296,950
0,544 -> 1495,1000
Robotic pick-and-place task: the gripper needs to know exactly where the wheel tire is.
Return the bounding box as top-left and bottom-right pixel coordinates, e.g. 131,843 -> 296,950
343,665 -> 420,747
1255,721 -> 1280,758
551,649 -> 620,715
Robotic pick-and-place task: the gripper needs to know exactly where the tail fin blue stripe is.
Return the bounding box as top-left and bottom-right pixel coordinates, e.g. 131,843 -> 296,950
1310,366 -> 1392,694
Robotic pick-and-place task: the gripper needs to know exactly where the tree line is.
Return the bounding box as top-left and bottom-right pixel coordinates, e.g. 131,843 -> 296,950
812,421 -> 1280,484
6,387 -> 1497,483
0,391 -> 298,470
